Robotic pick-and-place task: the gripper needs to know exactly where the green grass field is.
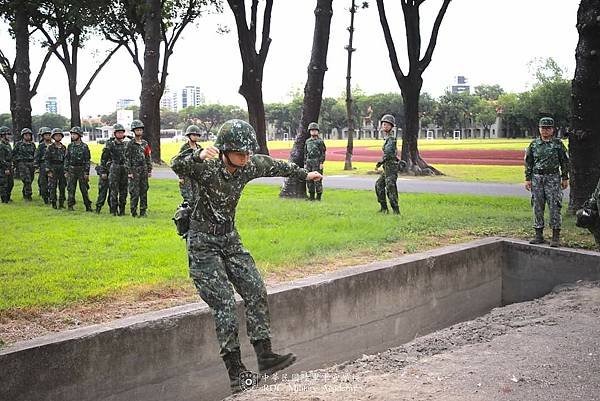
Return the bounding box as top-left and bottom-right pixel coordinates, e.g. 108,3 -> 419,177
0,178 -> 594,313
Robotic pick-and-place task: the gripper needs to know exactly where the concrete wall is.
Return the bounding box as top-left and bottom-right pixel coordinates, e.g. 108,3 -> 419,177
1,238 -> 598,401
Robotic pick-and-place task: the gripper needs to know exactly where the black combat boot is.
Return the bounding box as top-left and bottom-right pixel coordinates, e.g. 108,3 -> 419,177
222,349 -> 256,394
95,206 -> 102,214
67,205 -> 74,211
316,192 -> 322,201
118,205 -> 125,216
110,208 -> 117,216
43,196 -> 49,204
550,229 -> 561,248
308,192 -> 315,201
58,200 -> 65,209
391,204 -> 400,215
529,228 -> 545,244
379,202 -> 389,214
253,338 -> 296,376
24,195 -> 32,201
139,210 -> 147,218
51,201 -> 57,209
85,203 -> 93,212
131,210 -> 137,218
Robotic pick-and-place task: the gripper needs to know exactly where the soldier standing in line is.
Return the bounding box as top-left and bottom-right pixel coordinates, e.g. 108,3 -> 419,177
101,123 -> 128,216
45,128 -> 68,209
525,117 -> 570,247
375,114 -> 403,214
0,126 -> 14,203
304,122 -> 326,201
34,127 -> 53,204
171,119 -> 323,394
64,126 -> 93,212
12,127 -> 36,201
125,119 -> 152,217
177,124 -> 203,204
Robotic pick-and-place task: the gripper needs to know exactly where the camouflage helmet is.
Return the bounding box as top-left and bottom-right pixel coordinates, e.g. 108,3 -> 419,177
214,119 -> 259,153
308,122 -> 320,131
131,119 -> 144,130
51,128 -> 64,138
70,126 -> 83,135
185,125 -> 201,136
40,126 -> 52,135
381,114 -> 396,127
113,123 -> 126,132
539,117 -> 554,127
21,127 -> 33,135
0,126 -> 10,135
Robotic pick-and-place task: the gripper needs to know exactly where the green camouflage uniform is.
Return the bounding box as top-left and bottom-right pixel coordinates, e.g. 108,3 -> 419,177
0,139 -> 13,203
44,142 -> 67,206
177,142 -> 203,204
64,141 -> 92,209
304,137 -> 326,195
583,178 -> 600,248
101,138 -> 128,214
171,150 -> 309,356
12,140 -> 36,198
375,133 -> 399,209
125,139 -> 152,215
525,138 -> 570,229
34,140 -> 52,203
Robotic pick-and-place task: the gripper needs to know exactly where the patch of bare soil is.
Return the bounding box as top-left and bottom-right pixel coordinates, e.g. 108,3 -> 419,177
233,281 -> 600,401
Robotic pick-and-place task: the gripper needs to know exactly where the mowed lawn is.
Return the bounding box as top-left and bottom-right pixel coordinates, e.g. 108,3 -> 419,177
0,178 -> 595,313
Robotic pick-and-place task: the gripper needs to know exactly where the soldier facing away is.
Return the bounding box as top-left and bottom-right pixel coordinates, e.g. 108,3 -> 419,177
177,125 -> 204,204
44,128 -> 68,209
0,126 -> 14,203
12,127 -> 36,201
304,122 -> 326,201
125,119 -> 152,217
525,117 -> 570,247
375,114 -> 403,214
101,124 -> 128,216
64,126 -> 93,212
171,119 -> 323,394
34,127 -> 53,204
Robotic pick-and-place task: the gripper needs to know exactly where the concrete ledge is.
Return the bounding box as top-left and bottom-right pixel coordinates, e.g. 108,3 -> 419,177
1,238 -> 598,401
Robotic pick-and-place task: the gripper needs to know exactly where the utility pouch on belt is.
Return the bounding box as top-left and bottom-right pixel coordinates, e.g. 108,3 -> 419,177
173,202 -> 191,237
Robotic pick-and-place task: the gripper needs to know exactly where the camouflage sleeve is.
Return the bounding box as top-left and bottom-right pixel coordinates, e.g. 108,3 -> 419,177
303,141 -> 308,164
145,142 -> 152,173
170,148 -> 207,180
11,142 -> 18,162
250,154 -> 308,180
63,144 -> 70,169
320,140 -> 327,164
84,144 -> 91,173
33,145 -> 42,168
100,142 -> 111,169
382,137 -> 397,162
559,141 -> 570,180
524,144 -> 533,181
124,141 -> 133,173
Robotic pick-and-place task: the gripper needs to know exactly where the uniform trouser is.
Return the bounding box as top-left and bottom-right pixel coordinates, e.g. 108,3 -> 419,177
38,164 -> 49,201
531,173 -> 562,229
66,166 -> 92,208
187,228 -> 271,356
109,164 -> 128,212
15,161 -> 35,197
96,175 -> 110,209
128,166 -> 149,213
47,165 -> 66,204
0,169 -> 14,202
375,162 -> 399,207
178,176 -> 198,204
305,159 -> 323,194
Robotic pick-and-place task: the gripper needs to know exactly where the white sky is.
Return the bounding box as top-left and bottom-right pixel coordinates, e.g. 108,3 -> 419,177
0,0 -> 579,118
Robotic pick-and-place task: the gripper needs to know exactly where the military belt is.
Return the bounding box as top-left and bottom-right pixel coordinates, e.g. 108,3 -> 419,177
69,164 -> 86,167
189,219 -> 235,236
533,168 -> 559,175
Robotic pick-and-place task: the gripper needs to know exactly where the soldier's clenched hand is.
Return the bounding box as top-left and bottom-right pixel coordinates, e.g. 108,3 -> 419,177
307,171 -> 323,181
4,169 -> 10,175
200,146 -> 219,160
525,180 -> 532,191
561,179 -> 569,190
101,174 -> 107,180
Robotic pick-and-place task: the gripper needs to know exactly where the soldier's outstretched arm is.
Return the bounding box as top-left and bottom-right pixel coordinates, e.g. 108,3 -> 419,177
251,154 -> 309,181
170,146 -> 215,180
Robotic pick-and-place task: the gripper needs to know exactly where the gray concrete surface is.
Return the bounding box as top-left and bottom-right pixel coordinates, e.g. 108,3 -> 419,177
1,238 -> 598,401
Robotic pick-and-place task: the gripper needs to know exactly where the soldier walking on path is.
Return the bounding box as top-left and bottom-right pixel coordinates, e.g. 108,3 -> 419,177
0,126 -> 14,203
45,128 -> 67,209
12,128 -> 36,201
34,127 -> 53,204
525,117 -> 570,247
65,127 -> 93,212
176,125 -> 203,204
375,114 -> 403,214
304,122 -> 326,201
171,119 -> 323,394
125,119 -> 152,217
102,124 -> 128,216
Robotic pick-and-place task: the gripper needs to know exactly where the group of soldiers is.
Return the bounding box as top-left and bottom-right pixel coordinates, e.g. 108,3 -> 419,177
0,120 -> 152,217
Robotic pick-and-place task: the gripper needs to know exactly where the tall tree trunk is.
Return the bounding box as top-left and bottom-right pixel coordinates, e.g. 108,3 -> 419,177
280,0 -> 333,198
344,0 -> 356,171
13,5 -> 32,140
240,76 -> 268,155
67,67 -> 81,127
569,0 -> 600,213
139,0 -> 162,164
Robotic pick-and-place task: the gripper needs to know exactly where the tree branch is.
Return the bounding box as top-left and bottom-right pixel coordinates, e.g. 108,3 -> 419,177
419,0 -> 451,71
30,48 -> 54,97
258,0 -> 273,64
250,0 -> 258,46
376,0 -> 405,83
79,42 -> 123,100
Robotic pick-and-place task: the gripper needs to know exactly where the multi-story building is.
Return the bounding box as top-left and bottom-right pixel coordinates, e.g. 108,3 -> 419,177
160,85 -> 205,112
450,75 -> 470,95
116,98 -> 137,110
45,97 -> 58,114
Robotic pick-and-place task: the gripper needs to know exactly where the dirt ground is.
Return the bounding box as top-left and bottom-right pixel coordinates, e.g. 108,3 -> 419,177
233,281 -> 600,401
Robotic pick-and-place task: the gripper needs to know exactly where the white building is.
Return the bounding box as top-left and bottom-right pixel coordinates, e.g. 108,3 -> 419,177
116,98 -> 137,110
45,97 -> 58,114
160,85 -> 205,112
160,86 -> 178,112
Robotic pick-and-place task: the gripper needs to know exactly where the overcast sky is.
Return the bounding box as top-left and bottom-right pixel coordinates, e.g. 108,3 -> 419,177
0,0 -> 579,118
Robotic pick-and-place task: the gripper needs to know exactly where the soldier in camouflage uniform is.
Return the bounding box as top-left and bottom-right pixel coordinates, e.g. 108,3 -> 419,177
95,155 -> 111,213
44,128 -> 67,209
125,119 -> 152,217
64,127 -> 93,212
102,124 -> 128,216
525,117 -> 570,247
304,122 -> 326,201
0,126 -> 14,203
13,127 -> 36,201
576,177 -> 600,250
34,127 -> 53,204
176,125 -> 204,204
171,119 -> 323,394
375,114 -> 402,214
